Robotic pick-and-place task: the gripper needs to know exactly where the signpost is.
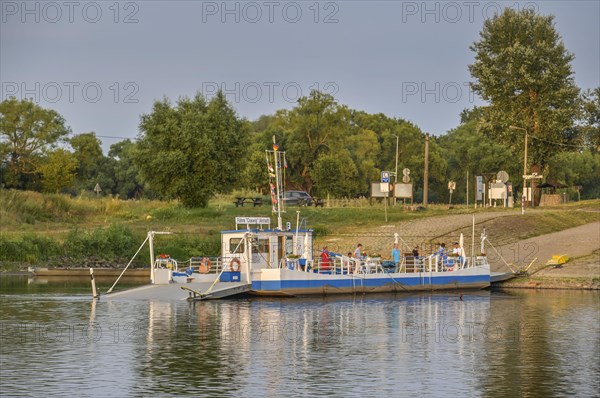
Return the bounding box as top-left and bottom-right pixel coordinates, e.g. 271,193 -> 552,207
94,183 -> 102,197
381,171 -> 390,183
476,176 -> 483,205
448,181 -> 456,206
381,171 -> 390,222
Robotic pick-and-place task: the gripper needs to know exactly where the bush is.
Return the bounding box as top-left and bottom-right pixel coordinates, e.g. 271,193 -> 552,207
63,224 -> 139,260
0,234 -> 61,263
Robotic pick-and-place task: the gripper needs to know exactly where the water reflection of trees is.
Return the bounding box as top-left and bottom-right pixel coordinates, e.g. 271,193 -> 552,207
123,291 -> 599,396
475,290 -> 600,397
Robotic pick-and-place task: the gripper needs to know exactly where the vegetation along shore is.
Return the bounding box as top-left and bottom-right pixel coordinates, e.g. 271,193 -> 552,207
1,190 -> 597,289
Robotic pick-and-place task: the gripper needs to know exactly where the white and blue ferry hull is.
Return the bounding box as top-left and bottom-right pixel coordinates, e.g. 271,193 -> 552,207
250,264 -> 490,296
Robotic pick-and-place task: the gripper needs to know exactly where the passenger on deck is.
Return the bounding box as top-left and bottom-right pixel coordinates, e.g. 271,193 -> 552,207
436,243 -> 447,267
392,243 -> 401,267
354,244 -> 365,273
451,242 -> 464,270
319,246 -> 331,273
354,244 -> 363,260
436,242 -> 447,257
412,246 -> 419,257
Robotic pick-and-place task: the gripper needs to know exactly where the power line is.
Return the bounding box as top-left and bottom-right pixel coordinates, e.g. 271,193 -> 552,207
528,135 -> 590,149
67,132 -> 135,141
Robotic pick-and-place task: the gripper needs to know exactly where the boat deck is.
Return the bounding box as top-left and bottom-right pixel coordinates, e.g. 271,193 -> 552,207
104,282 -> 252,300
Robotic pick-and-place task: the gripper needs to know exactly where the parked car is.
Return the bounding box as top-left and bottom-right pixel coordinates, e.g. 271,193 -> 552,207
283,190 -> 313,206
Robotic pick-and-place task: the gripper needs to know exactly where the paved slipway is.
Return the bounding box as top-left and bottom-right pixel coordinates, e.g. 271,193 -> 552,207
318,211 -> 518,259
316,211 -> 599,287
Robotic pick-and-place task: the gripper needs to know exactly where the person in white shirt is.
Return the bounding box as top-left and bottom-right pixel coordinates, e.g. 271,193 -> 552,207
452,242 -> 464,267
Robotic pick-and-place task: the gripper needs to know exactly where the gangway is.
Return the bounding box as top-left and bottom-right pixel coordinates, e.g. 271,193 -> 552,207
105,282 -> 252,300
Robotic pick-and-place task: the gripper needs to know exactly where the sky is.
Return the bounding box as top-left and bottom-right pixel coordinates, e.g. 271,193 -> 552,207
2,0 -> 599,151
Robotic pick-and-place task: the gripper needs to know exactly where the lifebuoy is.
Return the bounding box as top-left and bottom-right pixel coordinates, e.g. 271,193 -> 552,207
199,257 -> 211,274
230,258 -> 241,272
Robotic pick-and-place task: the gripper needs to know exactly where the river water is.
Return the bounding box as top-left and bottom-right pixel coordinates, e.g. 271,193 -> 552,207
1,276 -> 598,397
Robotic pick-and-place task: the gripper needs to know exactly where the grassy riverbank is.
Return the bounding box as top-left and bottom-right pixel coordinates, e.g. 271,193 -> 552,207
1,189 -> 598,272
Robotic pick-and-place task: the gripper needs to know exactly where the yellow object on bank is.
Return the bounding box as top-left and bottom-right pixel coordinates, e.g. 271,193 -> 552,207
546,255 -> 569,265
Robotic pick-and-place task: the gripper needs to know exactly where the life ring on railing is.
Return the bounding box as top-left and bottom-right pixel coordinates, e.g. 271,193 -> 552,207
199,257 -> 211,274
230,258 -> 241,272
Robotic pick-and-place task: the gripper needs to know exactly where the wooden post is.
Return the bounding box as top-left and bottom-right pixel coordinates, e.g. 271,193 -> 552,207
423,133 -> 429,207
90,268 -> 98,299
466,170 -> 469,208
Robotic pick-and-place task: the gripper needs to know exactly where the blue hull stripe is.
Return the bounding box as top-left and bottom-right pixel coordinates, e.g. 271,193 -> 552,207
252,274 -> 489,292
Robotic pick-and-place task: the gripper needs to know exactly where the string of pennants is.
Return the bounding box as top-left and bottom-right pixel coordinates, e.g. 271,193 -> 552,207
266,143 -> 287,213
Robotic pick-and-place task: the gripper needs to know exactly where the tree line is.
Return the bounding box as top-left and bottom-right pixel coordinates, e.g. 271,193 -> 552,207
1,9 -> 598,206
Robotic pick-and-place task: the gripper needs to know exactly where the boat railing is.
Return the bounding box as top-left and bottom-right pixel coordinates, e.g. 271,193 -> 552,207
281,253 -> 488,275
424,254 -> 490,272
186,256 -> 226,274
154,257 -> 178,271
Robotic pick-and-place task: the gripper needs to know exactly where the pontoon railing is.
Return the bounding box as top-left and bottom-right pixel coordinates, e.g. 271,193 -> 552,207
280,253 -> 488,274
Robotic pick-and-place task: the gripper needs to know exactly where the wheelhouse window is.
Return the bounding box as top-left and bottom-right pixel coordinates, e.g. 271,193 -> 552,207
255,239 -> 269,253
229,238 -> 245,254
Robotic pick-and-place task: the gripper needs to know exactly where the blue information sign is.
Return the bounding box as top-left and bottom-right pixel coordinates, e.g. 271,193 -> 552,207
381,171 -> 390,183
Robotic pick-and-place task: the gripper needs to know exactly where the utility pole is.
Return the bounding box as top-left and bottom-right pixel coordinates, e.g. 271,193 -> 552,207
394,135 -> 399,206
423,133 -> 429,207
466,170 -> 469,208
510,126 -> 528,214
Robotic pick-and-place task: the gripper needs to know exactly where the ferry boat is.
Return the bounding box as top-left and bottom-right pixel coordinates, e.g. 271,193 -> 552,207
105,141 -> 491,300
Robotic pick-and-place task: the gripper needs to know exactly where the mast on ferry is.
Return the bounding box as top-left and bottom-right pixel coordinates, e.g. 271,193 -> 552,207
267,135 -> 286,230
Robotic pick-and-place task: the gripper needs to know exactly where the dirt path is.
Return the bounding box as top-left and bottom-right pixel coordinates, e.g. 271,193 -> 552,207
317,210 -> 515,256
489,221 -> 600,275
317,210 -> 598,279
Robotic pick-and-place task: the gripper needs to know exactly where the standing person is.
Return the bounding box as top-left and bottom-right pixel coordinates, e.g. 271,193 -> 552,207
437,243 -> 447,261
354,243 -> 364,273
436,242 -> 447,257
392,243 -> 401,266
354,243 -> 363,260
437,242 -> 449,269
319,246 -> 331,273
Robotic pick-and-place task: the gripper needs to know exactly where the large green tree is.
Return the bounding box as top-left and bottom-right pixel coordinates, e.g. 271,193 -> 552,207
311,150 -> 359,198
0,98 -> 70,189
546,151 -> 600,199
577,88 -> 600,152
108,140 -> 146,199
70,132 -> 106,191
135,92 -> 249,207
38,149 -> 78,193
469,8 -> 580,169
276,90 -> 350,192
439,108 -> 521,202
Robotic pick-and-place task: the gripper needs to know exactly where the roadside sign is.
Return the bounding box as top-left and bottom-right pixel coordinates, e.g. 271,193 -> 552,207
497,170 -> 509,183
476,176 -> 483,201
381,171 -> 390,183
380,183 -> 390,193
371,182 -> 390,197
402,168 -> 410,176
394,183 -> 413,198
402,175 -> 410,183
448,181 -> 456,191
